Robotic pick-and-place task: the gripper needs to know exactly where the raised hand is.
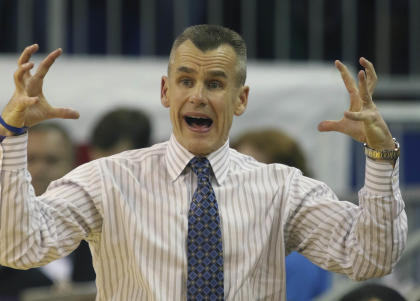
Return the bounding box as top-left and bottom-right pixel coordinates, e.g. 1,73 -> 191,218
318,58 -> 395,151
1,44 -> 79,135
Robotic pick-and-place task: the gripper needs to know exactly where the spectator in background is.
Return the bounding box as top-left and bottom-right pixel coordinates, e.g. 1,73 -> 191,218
339,283 -> 407,301
232,128 -> 332,301
88,107 -> 152,160
232,129 -> 309,173
28,123 -> 75,195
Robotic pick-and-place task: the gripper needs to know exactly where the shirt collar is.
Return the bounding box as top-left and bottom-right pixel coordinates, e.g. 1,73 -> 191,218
165,134 -> 230,185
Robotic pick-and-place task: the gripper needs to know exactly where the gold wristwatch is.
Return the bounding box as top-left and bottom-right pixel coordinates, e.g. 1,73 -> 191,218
364,138 -> 400,161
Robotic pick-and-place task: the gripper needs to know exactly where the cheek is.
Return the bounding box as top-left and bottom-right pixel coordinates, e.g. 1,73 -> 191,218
220,97 -> 236,120
168,92 -> 184,113
169,105 -> 180,122
169,106 -> 183,131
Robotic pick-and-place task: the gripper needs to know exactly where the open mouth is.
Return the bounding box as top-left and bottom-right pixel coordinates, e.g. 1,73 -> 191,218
184,116 -> 213,132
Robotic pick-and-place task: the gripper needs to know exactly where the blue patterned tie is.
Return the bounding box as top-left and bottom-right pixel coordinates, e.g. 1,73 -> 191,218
187,157 -> 224,300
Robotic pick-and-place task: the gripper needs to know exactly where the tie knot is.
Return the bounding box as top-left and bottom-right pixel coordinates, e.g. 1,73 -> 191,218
189,157 -> 211,179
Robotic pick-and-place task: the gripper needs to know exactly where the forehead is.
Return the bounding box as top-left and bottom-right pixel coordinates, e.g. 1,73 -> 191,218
28,130 -> 70,152
170,40 -> 238,74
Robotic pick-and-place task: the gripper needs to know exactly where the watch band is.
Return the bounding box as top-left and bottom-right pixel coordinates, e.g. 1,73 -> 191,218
364,138 -> 400,161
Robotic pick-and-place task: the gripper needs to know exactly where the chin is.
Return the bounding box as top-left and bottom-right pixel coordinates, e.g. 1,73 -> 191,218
187,143 -> 213,156
189,147 -> 211,156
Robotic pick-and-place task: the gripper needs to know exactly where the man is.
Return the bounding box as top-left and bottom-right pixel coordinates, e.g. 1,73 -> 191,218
0,25 -> 407,300
28,123 -> 75,196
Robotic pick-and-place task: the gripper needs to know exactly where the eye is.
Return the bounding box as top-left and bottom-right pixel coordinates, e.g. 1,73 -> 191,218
207,80 -> 223,89
179,78 -> 193,87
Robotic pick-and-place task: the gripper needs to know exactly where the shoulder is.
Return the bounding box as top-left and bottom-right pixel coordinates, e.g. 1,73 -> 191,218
99,140 -> 168,165
228,147 -> 297,177
68,141 -> 168,177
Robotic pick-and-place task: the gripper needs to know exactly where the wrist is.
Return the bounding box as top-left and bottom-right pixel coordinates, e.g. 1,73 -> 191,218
0,115 -> 27,138
365,136 -> 396,151
0,125 -> 14,136
364,138 -> 400,163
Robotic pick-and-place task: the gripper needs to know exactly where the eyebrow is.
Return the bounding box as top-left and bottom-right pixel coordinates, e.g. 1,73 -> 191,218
208,70 -> 227,78
177,66 -> 196,74
176,66 -> 227,79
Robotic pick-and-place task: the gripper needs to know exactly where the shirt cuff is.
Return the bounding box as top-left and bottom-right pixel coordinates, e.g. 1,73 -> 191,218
0,133 -> 28,171
364,157 -> 399,196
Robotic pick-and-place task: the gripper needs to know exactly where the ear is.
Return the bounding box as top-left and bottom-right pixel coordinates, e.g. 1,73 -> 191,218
161,76 -> 170,108
234,85 -> 249,116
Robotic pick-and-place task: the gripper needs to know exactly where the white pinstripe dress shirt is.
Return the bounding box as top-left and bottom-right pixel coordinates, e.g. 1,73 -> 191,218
0,133 -> 407,300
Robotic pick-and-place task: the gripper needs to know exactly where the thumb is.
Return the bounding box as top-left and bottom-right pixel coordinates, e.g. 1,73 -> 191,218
49,107 -> 80,120
14,96 -> 40,112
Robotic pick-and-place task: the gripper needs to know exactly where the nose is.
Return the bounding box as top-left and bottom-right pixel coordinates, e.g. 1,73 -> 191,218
189,83 -> 207,105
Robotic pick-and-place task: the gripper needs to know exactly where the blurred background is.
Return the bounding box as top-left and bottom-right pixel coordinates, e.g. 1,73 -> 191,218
1,0 -> 420,300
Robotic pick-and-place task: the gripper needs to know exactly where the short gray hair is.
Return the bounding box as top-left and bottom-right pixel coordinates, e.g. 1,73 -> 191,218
169,24 -> 247,86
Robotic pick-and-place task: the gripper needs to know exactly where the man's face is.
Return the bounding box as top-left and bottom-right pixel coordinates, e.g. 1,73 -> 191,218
28,130 -> 74,195
161,40 -> 249,156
